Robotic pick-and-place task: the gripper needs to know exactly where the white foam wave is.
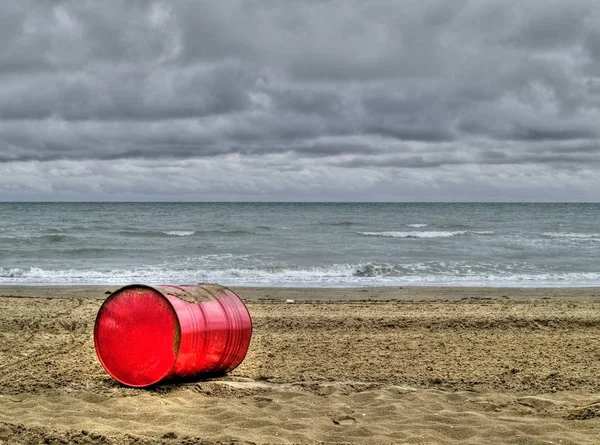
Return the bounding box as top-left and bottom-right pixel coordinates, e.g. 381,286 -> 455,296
543,232 -> 600,241
359,230 -> 493,238
163,231 -> 195,237
3,263 -> 600,287
359,231 -> 463,238
0,265 -> 362,286
0,268 -> 25,278
406,223 -> 428,228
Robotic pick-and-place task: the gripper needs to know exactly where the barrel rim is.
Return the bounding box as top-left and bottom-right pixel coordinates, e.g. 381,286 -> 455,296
219,285 -> 253,373
93,283 -> 181,388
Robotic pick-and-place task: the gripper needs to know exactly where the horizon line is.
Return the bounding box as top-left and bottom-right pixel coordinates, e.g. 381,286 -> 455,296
1,201 -> 599,204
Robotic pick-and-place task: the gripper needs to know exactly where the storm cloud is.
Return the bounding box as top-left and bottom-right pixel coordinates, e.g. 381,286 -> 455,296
1,0 -> 599,200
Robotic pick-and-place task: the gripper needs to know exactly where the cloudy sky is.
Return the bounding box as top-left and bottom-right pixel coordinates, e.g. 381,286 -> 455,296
1,0 -> 599,201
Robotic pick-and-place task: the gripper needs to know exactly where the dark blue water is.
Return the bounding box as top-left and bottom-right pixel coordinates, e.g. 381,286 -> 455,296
1,202 -> 599,286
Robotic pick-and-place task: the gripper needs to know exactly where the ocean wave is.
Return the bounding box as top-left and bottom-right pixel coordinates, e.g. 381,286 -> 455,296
119,229 -> 252,238
254,225 -> 293,231
162,231 -> 195,237
59,247 -> 134,257
320,221 -> 358,226
353,263 -> 397,277
0,232 -> 73,241
358,231 -> 463,238
0,263 -> 397,284
24,234 -> 71,242
406,223 -> 428,228
358,230 -> 493,239
197,229 -> 256,236
117,229 -> 197,238
542,232 -> 600,241
0,268 -> 26,278
118,230 -> 164,237
0,264 -> 362,285
3,262 -> 600,287
0,267 -> 157,282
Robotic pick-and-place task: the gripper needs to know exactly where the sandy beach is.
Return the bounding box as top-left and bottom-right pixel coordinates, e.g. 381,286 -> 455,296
1,286 -> 600,444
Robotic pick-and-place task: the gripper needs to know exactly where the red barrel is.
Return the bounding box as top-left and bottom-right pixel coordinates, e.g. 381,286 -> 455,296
94,284 -> 252,388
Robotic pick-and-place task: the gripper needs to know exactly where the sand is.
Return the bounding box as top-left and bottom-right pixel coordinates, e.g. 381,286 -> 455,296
1,286 -> 600,444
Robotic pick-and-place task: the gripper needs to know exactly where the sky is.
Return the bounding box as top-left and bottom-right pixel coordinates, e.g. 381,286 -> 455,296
1,0 -> 599,201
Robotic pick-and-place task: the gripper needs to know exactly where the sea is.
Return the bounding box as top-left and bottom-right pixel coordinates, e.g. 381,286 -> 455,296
1,202 -> 599,287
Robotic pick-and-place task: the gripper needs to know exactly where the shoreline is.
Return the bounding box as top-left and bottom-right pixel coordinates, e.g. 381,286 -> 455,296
2,284 -> 600,301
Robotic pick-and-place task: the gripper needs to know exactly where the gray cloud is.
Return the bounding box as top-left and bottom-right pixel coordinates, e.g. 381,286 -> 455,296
0,0 -> 599,200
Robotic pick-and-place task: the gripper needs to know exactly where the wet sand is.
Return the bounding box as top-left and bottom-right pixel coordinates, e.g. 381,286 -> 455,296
1,286 -> 600,444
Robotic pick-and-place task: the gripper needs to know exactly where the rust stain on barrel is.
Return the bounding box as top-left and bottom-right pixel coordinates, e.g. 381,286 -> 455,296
166,284 -> 227,304
172,324 -> 181,356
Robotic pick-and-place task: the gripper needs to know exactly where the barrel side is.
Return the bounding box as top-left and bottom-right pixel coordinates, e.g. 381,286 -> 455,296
161,285 -> 252,378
